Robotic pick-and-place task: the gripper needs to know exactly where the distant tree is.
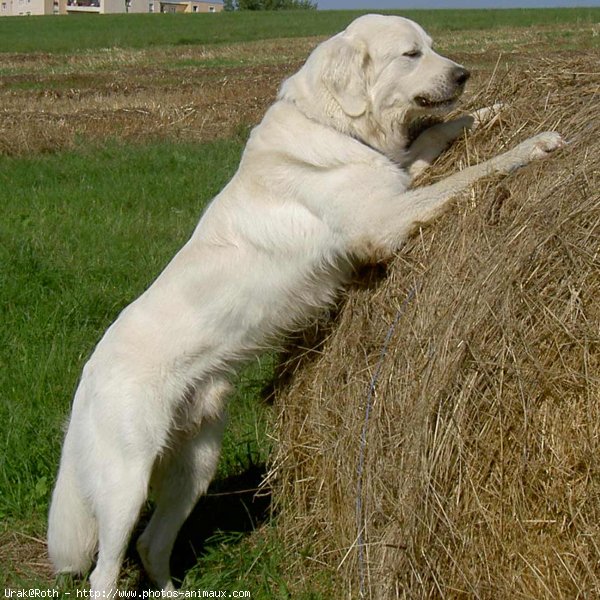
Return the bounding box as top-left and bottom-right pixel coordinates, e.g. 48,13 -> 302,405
264,0 -> 316,7
227,0 -> 316,9
236,0 -> 262,8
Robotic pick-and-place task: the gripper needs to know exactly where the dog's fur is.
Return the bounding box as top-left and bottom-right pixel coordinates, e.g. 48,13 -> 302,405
47,14 -> 564,591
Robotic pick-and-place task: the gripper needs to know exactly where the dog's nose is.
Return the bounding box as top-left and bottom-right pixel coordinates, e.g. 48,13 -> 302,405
453,66 -> 471,86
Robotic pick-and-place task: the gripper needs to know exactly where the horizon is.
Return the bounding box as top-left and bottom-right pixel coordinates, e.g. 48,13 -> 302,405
316,0 -> 600,10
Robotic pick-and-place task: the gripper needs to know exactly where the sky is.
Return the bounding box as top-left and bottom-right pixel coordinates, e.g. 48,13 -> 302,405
317,0 -> 600,10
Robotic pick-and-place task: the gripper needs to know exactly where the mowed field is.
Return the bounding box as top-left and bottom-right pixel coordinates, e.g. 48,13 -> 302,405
1,8 -> 599,597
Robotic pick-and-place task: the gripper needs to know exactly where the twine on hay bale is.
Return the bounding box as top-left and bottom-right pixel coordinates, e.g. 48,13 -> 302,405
268,54 -> 600,598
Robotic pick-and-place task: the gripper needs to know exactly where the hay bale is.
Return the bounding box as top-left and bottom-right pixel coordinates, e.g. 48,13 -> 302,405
270,54 -> 600,599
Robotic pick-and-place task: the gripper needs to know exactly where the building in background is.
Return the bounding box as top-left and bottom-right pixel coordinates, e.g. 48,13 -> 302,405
0,0 -> 222,14
155,0 -> 223,12
1,0 -> 54,15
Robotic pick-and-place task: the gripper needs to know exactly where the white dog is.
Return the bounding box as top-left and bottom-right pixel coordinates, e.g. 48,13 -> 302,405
48,14 -> 564,592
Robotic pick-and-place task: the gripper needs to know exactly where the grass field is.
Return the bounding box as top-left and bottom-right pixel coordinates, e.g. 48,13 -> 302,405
1,7 -> 599,597
0,8 -> 599,53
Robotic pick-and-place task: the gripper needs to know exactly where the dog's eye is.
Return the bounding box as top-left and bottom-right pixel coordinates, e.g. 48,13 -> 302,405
403,49 -> 422,58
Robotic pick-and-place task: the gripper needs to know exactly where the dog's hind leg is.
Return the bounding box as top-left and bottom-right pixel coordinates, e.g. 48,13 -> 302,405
137,380 -> 229,590
88,448 -> 155,592
82,373 -> 172,592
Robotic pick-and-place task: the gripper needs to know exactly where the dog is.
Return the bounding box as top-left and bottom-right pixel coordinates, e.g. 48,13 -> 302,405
47,14 -> 564,592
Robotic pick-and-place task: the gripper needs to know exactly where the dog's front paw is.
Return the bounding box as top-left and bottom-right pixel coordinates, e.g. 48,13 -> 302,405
515,131 -> 565,163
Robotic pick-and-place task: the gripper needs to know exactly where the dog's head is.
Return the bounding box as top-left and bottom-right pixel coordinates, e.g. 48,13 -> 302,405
280,14 -> 469,154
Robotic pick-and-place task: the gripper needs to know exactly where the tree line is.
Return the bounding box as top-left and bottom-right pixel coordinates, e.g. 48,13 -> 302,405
223,0 -> 316,10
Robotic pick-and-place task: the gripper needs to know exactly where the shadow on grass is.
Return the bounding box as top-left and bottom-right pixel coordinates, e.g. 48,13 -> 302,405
130,461 -> 271,590
171,461 -> 271,584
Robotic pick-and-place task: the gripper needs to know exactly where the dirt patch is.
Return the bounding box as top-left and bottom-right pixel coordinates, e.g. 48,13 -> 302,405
0,62 -> 300,155
2,64 -> 304,155
0,531 -> 53,587
1,25 -> 596,156
0,39 -> 315,156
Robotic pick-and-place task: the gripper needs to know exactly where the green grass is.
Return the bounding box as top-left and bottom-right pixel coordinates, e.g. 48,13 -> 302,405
0,8 -> 598,53
0,137 -> 246,526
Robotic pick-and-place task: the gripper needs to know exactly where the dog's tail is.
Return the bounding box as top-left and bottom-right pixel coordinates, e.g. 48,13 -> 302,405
47,441 -> 97,575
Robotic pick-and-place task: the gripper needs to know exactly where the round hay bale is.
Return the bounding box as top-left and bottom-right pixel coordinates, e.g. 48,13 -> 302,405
270,54 -> 600,599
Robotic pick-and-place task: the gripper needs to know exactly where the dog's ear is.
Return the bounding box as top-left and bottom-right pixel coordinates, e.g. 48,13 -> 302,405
321,35 -> 369,118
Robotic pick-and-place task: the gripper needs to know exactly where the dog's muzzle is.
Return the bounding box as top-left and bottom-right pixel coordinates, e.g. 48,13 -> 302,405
413,66 -> 471,109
